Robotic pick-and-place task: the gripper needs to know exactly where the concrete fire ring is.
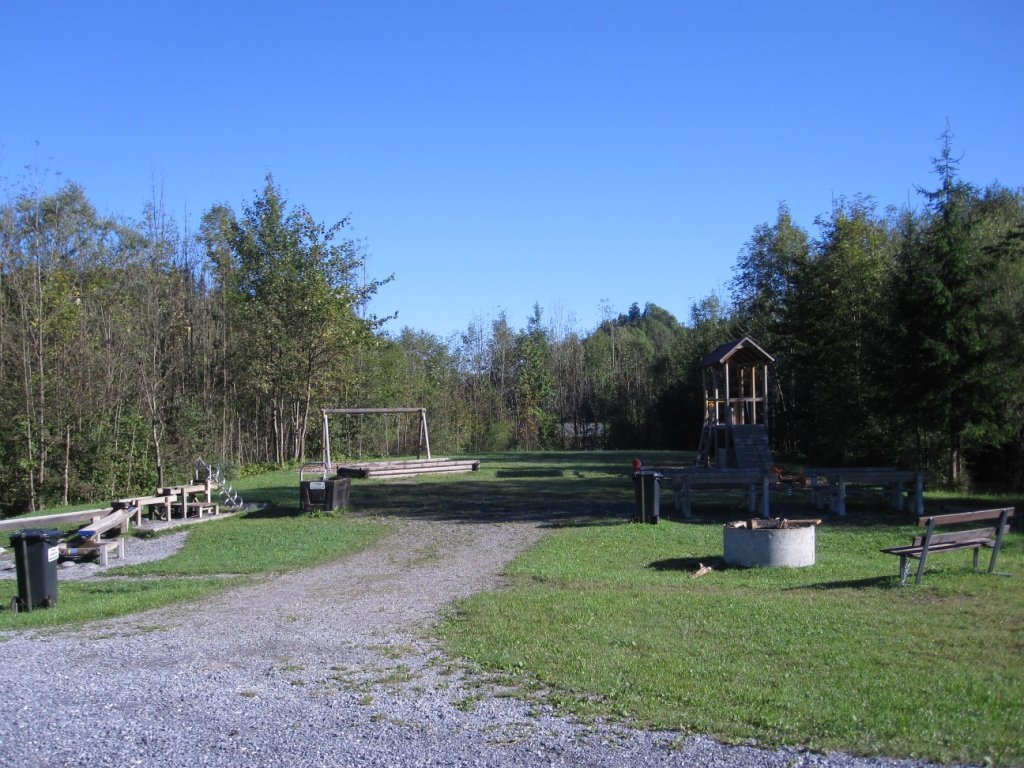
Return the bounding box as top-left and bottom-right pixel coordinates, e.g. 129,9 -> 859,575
723,523 -> 816,568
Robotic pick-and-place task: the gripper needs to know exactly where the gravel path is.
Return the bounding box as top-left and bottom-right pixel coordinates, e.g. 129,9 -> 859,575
0,517 -> 968,768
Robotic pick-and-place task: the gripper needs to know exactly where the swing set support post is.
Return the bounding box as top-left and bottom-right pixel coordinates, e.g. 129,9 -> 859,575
417,408 -> 430,460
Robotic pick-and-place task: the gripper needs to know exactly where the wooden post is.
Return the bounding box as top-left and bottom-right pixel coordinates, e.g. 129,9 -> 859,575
322,410 -> 332,468
419,409 -> 432,460
989,508 -> 1011,573
914,517 -> 937,585
762,364 -> 769,424
724,362 -> 731,425
750,365 -> 757,425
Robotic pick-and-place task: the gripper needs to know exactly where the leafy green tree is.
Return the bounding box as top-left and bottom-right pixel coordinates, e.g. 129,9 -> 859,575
485,312 -> 518,448
204,175 -> 388,464
513,304 -> 556,449
730,205 -> 810,455
582,302 -> 686,448
731,203 -> 809,344
549,324 -> 596,449
975,196 -> 1024,487
889,132 -> 1001,483
786,197 -> 894,463
453,316 -> 511,451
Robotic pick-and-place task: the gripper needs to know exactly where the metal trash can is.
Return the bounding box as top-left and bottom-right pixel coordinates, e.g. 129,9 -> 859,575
633,471 -> 661,524
9,528 -> 62,613
300,477 -> 351,513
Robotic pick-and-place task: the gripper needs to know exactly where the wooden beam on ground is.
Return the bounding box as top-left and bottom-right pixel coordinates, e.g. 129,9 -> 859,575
0,508 -> 113,533
332,458 -> 480,479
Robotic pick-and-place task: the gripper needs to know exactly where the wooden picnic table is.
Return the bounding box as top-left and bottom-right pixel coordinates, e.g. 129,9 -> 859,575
657,468 -> 772,519
117,494 -> 179,523
805,467 -> 925,516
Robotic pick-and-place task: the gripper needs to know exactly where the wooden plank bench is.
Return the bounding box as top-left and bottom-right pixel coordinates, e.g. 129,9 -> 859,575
175,501 -> 219,518
882,507 -> 1014,586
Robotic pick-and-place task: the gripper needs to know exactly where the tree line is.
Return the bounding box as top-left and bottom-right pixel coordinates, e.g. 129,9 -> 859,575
2,137 -> 1022,516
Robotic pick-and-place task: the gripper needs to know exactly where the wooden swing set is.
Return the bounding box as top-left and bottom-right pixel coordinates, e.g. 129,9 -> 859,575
310,407 -> 480,479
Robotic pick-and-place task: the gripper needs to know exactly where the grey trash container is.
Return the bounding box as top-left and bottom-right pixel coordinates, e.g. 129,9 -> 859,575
300,477 -> 351,513
10,528 -> 61,613
632,471 -> 661,524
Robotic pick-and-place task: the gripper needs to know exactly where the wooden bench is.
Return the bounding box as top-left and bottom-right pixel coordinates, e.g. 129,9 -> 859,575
882,507 -> 1014,586
176,501 -> 219,518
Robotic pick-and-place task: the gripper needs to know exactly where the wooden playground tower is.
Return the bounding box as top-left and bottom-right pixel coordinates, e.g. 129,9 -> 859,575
696,337 -> 775,470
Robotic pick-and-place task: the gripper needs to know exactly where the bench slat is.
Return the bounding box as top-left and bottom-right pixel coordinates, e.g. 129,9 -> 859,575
914,527 -> 999,547
918,508 -> 1014,527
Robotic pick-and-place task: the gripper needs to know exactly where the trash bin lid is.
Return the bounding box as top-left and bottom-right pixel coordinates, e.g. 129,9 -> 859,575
9,528 -> 63,544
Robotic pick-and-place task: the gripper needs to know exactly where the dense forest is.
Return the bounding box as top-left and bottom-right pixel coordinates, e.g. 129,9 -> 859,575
2,135 -> 1022,516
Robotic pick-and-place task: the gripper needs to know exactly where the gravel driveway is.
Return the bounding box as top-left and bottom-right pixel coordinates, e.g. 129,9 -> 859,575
0,516 -> 965,768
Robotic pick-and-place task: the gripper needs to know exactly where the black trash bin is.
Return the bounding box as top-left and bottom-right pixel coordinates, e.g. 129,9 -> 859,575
300,477 -> 351,513
633,471 -> 661,524
9,528 -> 62,613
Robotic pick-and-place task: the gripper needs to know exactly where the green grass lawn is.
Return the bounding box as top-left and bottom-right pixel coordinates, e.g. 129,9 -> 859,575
441,520 -> 1023,764
2,451 -> 1021,764
430,452 -> 1024,766
1,466 -> 386,630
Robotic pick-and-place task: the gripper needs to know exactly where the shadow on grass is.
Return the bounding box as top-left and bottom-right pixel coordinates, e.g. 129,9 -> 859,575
794,575 -> 898,590
476,451 -> 691,476
495,469 -> 565,479
230,451 -> 977,531
648,556 -> 726,572
240,504 -> 307,520
353,479 -> 634,526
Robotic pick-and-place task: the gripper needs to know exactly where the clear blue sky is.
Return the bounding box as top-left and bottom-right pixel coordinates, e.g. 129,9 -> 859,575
3,1 -> 1021,339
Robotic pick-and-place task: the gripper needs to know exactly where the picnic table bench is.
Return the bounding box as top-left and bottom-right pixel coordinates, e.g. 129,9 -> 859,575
882,507 -> 1014,586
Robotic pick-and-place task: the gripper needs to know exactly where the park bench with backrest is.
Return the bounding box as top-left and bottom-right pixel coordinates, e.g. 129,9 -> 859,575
882,507 -> 1014,586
